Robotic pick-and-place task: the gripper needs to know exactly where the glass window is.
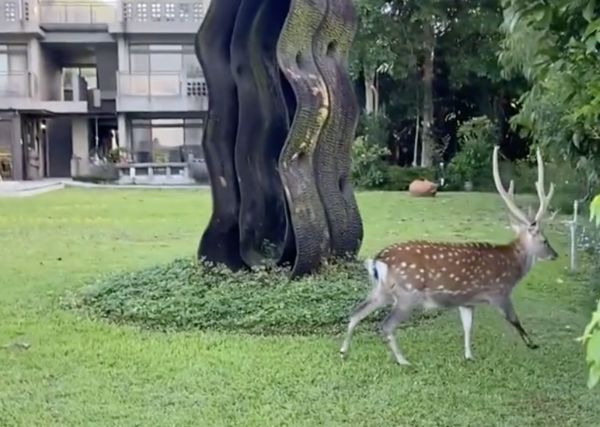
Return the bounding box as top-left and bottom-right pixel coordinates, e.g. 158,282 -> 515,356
149,44 -> 182,52
80,67 -> 97,89
130,53 -> 149,73
150,52 -> 181,72
183,53 -> 201,76
8,53 -> 26,72
131,118 -> 201,163
0,54 -> 7,74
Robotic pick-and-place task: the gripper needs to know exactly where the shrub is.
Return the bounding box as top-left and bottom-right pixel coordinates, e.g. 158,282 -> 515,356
351,136 -> 391,189
447,116 -> 497,190
579,195 -> 600,388
383,166 -> 436,191
358,112 -> 390,147
66,258 -> 437,336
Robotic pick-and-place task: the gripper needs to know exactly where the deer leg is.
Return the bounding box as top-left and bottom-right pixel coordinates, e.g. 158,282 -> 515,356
340,293 -> 386,359
458,306 -> 474,360
381,303 -> 412,366
494,297 -> 539,349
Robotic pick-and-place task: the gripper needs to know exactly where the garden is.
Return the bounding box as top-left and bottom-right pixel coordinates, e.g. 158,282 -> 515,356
2,0 -> 600,425
1,189 -> 599,426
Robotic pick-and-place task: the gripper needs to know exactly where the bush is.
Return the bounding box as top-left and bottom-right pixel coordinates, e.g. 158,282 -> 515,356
447,116 -> 497,190
383,166 -> 436,191
351,136 -> 390,189
66,258 -> 437,336
358,112 -> 390,147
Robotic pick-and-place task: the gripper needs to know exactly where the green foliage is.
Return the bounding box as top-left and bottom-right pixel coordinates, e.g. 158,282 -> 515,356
383,166 -> 436,191
581,193 -> 600,388
71,257 -> 435,335
500,0 -> 600,184
351,136 -> 390,188
447,116 -> 497,189
358,112 -> 391,147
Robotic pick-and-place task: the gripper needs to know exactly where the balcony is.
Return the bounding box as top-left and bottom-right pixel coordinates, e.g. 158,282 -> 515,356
116,71 -> 208,112
0,72 -> 35,98
1,0 -> 209,33
39,1 -> 118,28
0,72 -> 90,113
0,0 -> 41,33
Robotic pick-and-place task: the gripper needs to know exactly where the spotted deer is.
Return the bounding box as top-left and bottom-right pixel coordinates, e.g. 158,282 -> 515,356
340,146 -> 558,365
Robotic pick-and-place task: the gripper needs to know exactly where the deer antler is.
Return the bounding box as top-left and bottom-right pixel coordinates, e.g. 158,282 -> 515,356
534,147 -> 555,223
492,146 -> 530,225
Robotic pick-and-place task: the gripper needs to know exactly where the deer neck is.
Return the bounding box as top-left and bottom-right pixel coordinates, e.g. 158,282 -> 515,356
508,236 -> 535,281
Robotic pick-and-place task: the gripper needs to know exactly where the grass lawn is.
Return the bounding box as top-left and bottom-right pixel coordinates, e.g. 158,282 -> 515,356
0,188 -> 598,426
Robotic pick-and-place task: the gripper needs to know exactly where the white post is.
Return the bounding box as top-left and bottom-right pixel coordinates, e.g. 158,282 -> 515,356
570,200 -> 578,271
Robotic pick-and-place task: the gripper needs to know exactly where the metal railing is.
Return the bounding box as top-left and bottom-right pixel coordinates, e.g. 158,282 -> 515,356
0,72 -> 36,98
38,0 -> 117,24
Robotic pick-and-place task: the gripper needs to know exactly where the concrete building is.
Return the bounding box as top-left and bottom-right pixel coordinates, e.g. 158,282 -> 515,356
0,0 -> 209,183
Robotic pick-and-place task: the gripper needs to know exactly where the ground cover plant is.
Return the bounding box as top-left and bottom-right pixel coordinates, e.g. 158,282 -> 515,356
0,188 -> 599,426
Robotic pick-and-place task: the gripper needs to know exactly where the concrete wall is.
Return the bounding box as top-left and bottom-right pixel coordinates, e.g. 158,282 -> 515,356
96,44 -> 118,98
70,117 -> 89,176
47,117 -> 73,177
29,38 -> 62,101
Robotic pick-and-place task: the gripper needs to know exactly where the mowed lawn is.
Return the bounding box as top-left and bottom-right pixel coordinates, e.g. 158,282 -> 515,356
0,188 -> 599,426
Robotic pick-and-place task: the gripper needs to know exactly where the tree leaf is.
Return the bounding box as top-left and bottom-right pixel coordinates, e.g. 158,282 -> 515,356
588,365 -> 600,388
583,0 -> 596,22
586,330 -> 600,364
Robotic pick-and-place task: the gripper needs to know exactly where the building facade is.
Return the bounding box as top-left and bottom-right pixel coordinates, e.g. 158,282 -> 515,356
0,0 -> 209,182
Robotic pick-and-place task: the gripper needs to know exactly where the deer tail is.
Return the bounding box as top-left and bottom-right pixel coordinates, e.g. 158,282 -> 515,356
364,258 -> 388,288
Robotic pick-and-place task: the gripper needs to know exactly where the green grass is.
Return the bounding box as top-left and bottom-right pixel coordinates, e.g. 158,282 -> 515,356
0,188 -> 598,426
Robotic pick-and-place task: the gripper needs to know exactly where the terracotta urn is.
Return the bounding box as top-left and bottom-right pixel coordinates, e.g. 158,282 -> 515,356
408,179 -> 438,197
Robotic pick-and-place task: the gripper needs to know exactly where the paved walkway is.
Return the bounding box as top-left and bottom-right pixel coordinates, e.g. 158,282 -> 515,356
0,179 -> 209,198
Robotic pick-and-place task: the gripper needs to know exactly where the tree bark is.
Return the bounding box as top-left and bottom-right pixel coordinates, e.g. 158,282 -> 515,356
420,22 -> 435,167
412,84 -> 420,167
364,66 -> 376,114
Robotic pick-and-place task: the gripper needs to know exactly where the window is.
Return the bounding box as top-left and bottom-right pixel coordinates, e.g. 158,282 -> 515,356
130,118 -> 203,163
128,44 -> 200,76
0,44 -> 27,74
61,67 -> 97,100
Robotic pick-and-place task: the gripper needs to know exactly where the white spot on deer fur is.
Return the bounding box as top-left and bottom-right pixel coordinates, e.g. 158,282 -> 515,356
441,267 -> 447,272
432,254 -> 437,260
439,254 -> 444,259
410,264 -> 417,269
416,249 -> 421,254
419,268 -> 425,273
415,275 -> 421,280
400,262 -> 407,268
424,254 -> 430,260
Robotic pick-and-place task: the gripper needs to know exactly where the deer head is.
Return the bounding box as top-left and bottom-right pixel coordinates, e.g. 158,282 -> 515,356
492,145 -> 558,262
340,146 -> 558,366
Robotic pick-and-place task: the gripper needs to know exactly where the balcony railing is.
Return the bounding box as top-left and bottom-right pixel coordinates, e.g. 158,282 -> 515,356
0,72 -> 36,98
2,0 -> 209,27
121,0 -> 207,23
1,0 -> 37,24
38,1 -> 117,24
117,71 -> 207,98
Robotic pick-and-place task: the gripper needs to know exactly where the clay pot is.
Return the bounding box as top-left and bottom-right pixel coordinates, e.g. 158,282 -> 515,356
408,179 -> 438,197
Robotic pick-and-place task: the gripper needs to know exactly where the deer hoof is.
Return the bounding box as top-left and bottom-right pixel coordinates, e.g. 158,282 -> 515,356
395,358 -> 411,367
527,342 -> 539,350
